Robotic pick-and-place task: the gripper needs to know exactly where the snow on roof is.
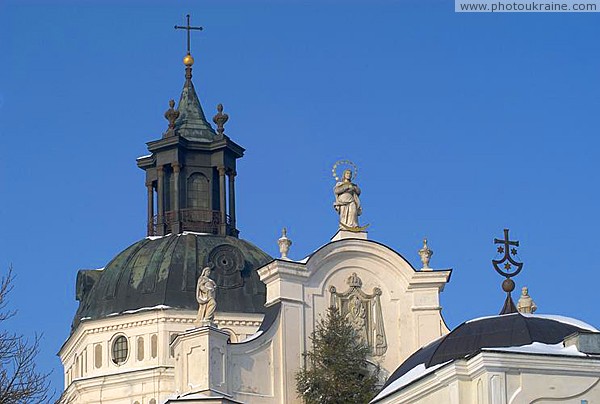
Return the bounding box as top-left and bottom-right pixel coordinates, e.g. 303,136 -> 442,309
465,313 -> 598,332
102,305 -> 172,318
146,231 -> 216,241
483,341 -> 587,357
122,305 -> 171,315
521,313 -> 598,332
371,361 -> 449,403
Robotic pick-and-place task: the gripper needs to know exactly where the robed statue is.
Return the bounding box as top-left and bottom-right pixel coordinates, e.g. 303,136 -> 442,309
196,266 -> 217,325
333,162 -> 363,230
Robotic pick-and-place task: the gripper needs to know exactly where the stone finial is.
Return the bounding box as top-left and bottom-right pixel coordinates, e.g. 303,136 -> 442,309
278,228 -> 292,260
164,99 -> 180,138
418,238 -> 433,270
212,103 -> 229,138
517,286 -> 537,314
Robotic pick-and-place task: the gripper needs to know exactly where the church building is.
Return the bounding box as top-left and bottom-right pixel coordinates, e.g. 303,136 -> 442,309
58,20 -> 600,404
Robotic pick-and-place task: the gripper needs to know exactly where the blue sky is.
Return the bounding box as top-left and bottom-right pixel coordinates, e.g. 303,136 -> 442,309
1,0 -> 599,396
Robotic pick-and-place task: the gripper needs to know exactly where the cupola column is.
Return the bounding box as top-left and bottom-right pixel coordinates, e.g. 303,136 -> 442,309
228,169 -> 237,230
172,163 -> 182,234
218,166 -> 227,235
156,165 -> 165,235
146,182 -> 154,236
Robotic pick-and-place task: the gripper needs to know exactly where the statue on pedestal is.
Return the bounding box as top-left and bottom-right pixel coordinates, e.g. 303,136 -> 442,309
196,266 -> 217,325
332,160 -> 368,231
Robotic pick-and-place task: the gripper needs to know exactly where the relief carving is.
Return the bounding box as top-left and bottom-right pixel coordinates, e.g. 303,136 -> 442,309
329,273 -> 387,356
207,244 -> 244,289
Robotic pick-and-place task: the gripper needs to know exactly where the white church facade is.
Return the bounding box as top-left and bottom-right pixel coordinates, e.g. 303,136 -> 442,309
58,22 -> 600,404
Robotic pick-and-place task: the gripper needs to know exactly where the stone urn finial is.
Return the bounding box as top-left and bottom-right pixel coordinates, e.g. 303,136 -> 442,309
164,99 -> 180,138
213,103 -> 229,138
278,228 -> 292,260
418,238 -> 433,270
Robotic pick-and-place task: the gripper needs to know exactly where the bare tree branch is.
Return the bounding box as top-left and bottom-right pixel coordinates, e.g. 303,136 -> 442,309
0,266 -> 51,403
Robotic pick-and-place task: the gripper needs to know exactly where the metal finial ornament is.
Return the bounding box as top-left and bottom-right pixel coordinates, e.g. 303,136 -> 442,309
492,229 -> 524,315
418,238 -> 433,270
213,104 -> 229,138
163,99 -> 180,138
174,14 -> 203,66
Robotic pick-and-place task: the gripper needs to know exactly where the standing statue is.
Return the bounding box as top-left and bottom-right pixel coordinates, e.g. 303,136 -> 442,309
517,286 -> 537,314
196,266 -> 217,325
333,161 -> 366,231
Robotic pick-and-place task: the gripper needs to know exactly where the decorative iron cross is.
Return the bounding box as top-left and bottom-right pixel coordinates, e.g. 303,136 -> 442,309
174,14 -> 203,55
492,228 -> 523,278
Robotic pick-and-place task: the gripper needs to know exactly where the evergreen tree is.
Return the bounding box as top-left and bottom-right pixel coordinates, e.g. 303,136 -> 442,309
296,306 -> 379,404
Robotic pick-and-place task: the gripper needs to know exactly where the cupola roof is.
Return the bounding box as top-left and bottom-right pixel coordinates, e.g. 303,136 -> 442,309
173,65 -> 217,141
72,233 -> 273,330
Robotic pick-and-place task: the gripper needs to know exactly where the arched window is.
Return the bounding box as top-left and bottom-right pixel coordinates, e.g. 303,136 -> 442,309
94,344 -> 102,369
151,334 -> 158,359
187,173 -> 209,209
137,337 -> 144,361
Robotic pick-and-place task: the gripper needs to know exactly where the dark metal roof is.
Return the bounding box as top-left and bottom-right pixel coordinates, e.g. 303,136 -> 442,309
72,233 -> 272,331
379,313 -> 594,399
174,67 -> 217,141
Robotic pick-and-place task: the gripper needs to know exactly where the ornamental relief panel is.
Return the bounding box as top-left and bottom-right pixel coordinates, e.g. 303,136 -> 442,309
329,272 -> 387,356
207,244 -> 245,289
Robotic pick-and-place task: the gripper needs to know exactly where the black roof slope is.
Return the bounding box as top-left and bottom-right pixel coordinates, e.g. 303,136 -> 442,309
378,313 -> 594,400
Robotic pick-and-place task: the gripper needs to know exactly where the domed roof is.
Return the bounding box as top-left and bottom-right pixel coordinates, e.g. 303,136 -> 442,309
376,313 -> 597,401
73,233 -> 273,330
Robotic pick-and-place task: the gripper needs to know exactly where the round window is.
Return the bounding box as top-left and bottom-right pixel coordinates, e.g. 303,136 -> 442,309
111,335 -> 128,365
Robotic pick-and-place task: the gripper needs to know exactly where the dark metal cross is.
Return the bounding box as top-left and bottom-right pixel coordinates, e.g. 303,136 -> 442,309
174,14 -> 203,55
494,228 -> 519,251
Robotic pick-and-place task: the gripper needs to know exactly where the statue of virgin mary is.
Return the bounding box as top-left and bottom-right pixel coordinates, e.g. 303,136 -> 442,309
333,168 -> 362,229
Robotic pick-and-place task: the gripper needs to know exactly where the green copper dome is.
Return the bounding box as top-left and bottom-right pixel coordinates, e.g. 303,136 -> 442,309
73,233 -> 273,330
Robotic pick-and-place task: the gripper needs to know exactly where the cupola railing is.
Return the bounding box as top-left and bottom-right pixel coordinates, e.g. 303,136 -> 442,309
149,209 -> 236,237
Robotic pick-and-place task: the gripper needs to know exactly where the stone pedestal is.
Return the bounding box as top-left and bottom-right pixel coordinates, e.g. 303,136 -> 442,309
172,325 -> 231,398
331,229 -> 368,241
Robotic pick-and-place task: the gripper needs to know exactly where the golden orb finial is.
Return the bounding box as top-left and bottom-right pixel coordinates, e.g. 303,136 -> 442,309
183,53 -> 195,66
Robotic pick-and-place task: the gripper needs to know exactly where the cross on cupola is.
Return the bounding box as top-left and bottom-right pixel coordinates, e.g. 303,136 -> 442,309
175,14 -> 203,66
136,15 -> 244,238
491,229 -> 525,315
